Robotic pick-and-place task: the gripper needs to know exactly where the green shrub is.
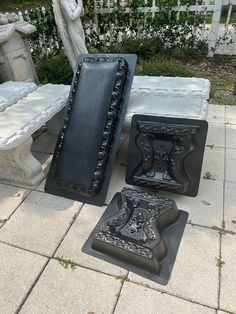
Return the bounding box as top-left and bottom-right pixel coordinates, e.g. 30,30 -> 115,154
137,57 -> 195,77
36,54 -> 73,85
110,38 -> 165,60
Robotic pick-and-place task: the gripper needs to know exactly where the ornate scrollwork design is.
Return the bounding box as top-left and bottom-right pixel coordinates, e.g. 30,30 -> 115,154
50,57 -> 128,196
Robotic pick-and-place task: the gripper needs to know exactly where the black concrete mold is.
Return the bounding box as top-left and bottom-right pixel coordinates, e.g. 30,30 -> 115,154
126,115 -> 208,197
82,188 -> 188,285
45,54 -> 137,205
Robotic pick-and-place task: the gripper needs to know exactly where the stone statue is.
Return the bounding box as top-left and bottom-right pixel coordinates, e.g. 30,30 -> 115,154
53,0 -> 88,70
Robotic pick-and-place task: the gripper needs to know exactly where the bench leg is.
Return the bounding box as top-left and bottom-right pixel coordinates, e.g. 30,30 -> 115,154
0,137 -> 45,188
46,107 -> 66,135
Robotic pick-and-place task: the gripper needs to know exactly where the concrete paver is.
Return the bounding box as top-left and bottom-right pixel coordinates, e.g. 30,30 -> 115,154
207,104 -> 225,124
220,234 -> 236,313
224,181 -> 236,233
226,124 -> 236,149
225,148 -> 236,183
202,147 -> 225,182
0,191 -> 82,256
56,204 -> 128,276
19,259 -> 121,314
0,183 -> 31,220
115,281 -> 216,314
0,242 -> 47,314
161,179 -> 224,227
207,122 -> 225,148
226,105 -> 236,125
128,225 -> 220,308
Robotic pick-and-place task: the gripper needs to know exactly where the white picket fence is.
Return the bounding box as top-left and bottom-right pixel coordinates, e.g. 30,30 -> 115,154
95,0 -> 236,56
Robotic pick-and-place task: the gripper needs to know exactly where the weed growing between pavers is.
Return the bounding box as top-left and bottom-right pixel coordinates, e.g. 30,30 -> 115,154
211,221 -> 236,235
56,256 -> 77,270
188,220 -> 195,226
215,257 -> 225,268
203,171 -> 216,181
115,275 -> 130,284
206,144 -> 215,149
0,219 -> 8,223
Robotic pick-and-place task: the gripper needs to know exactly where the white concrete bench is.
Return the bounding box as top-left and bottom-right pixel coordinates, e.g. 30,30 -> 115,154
0,83 -> 70,188
122,76 -> 210,131
0,81 -> 37,112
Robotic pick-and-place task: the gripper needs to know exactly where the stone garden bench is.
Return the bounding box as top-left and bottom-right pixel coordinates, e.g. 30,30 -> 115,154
0,83 -> 70,188
125,76 -> 210,131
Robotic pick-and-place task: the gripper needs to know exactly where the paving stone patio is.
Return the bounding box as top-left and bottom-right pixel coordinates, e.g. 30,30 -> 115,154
0,104 -> 236,314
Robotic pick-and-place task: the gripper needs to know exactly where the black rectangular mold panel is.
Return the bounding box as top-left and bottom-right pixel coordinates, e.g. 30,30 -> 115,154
126,115 -> 208,197
82,188 -> 188,285
45,54 -> 137,205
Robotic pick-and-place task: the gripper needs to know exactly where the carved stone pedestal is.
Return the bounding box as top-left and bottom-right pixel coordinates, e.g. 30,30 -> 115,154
0,137 -> 44,188
0,20 -> 38,83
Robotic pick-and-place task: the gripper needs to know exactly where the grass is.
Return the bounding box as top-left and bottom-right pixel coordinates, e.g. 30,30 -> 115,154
202,73 -> 235,105
136,57 -> 195,78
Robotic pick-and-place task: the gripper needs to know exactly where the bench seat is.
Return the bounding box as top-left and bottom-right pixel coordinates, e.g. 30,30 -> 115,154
0,81 -> 37,112
0,83 -> 70,188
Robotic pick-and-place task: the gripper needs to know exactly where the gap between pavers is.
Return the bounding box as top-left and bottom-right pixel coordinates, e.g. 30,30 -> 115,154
219,234 -> 236,313
226,124 -> 236,149
114,281 -> 216,314
226,106 -> 236,125
128,224 -> 220,308
202,147 -> 225,182
19,259 -> 122,314
56,203 -> 128,276
225,148 -> 236,183
0,191 -> 82,256
0,242 -> 48,314
224,181 -> 236,233
0,183 -> 31,220
159,179 -> 224,228
207,104 -> 225,124
207,122 -> 226,148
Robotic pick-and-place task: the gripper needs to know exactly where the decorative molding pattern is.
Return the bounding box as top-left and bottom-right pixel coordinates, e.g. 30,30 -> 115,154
137,121 -> 199,135
0,84 -> 70,149
126,115 -> 208,197
94,231 -> 153,258
91,188 -> 180,275
121,187 -> 175,206
49,56 -> 128,196
131,76 -> 211,99
0,81 -> 37,112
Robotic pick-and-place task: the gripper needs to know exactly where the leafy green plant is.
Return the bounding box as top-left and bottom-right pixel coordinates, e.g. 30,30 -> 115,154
36,54 -> 73,85
115,275 -> 129,284
20,0 -> 210,59
56,256 -> 77,270
215,257 -> 225,268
